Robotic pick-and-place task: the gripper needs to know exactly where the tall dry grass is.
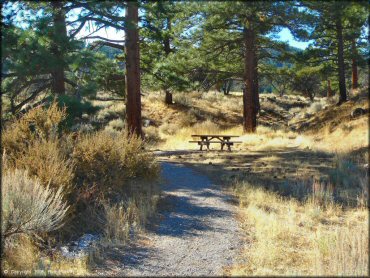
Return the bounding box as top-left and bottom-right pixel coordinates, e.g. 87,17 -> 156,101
230,178 -> 368,276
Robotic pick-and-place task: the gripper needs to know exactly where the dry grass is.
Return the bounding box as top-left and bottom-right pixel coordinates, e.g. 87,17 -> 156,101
2,234 -> 88,276
102,189 -> 160,244
229,179 -> 368,276
308,116 -> 368,154
143,125 -> 161,144
2,235 -> 40,273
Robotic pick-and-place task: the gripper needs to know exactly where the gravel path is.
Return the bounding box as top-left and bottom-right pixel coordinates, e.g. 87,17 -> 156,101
97,162 -> 243,276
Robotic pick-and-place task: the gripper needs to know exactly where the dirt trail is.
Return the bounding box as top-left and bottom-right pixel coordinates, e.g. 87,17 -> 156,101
96,162 -> 243,276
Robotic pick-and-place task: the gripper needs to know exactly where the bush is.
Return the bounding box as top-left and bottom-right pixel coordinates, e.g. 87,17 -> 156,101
71,123 -> 95,133
173,93 -> 192,107
159,123 -> 178,135
308,102 -> 323,114
72,131 -> 159,192
14,139 -> 74,193
2,102 -> 66,156
2,169 -> 69,241
96,103 -> 126,123
107,119 -> 125,131
188,107 -> 204,120
144,126 -> 161,143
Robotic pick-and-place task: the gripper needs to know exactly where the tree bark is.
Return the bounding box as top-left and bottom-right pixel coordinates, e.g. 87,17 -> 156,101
125,1 -> 142,137
335,16 -> 347,104
223,80 -> 232,95
351,38 -> 358,90
164,16 -> 173,105
165,90 -> 173,104
226,80 -> 232,94
243,26 -> 257,133
51,1 -> 67,95
327,79 -> 333,98
253,48 -> 260,114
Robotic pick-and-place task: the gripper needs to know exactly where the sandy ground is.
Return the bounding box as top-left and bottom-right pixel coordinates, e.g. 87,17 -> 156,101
94,162 -> 243,276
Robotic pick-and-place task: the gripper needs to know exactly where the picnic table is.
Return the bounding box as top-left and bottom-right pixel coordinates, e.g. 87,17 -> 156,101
189,134 -> 241,151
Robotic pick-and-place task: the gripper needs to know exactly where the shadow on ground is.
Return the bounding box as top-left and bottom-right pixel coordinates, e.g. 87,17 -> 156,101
155,147 -> 339,203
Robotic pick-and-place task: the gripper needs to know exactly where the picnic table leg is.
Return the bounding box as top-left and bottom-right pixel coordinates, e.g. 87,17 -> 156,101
206,142 -> 210,150
221,142 -> 225,151
228,144 -> 232,152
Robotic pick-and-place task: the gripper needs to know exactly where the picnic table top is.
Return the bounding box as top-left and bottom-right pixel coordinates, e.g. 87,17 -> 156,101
191,134 -> 240,137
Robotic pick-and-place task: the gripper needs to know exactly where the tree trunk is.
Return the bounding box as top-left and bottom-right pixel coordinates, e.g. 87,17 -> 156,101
226,80 -> 232,95
335,16 -> 347,104
327,79 -> 332,98
165,90 -> 173,104
125,1 -> 142,138
223,80 -> 232,95
243,26 -> 257,133
351,38 -> 358,90
253,48 -> 260,114
163,16 -> 173,105
51,1 -> 67,95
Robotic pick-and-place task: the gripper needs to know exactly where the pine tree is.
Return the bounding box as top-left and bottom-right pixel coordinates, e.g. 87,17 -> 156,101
125,0 -> 142,137
298,1 -> 368,104
196,1 -> 297,133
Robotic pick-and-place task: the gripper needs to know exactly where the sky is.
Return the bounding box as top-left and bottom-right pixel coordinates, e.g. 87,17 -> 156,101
77,25 -> 311,50
275,28 -> 311,49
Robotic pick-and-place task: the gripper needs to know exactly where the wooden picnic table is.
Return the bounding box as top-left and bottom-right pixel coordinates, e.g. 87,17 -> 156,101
189,134 -> 241,151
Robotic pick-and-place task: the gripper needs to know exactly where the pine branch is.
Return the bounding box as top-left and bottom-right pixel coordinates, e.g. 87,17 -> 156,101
81,36 -> 125,43
13,83 -> 51,113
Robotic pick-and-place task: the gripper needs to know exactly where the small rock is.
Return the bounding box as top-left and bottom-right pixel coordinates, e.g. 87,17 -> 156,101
143,119 -> 151,127
178,155 -> 182,159
60,246 -> 69,254
208,162 -> 213,165
351,107 -> 366,118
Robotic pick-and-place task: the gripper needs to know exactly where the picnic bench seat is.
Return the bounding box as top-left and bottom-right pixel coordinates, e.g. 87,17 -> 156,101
189,134 -> 241,151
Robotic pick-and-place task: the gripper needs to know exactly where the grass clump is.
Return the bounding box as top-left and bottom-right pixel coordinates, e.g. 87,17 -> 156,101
2,235 -> 41,273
